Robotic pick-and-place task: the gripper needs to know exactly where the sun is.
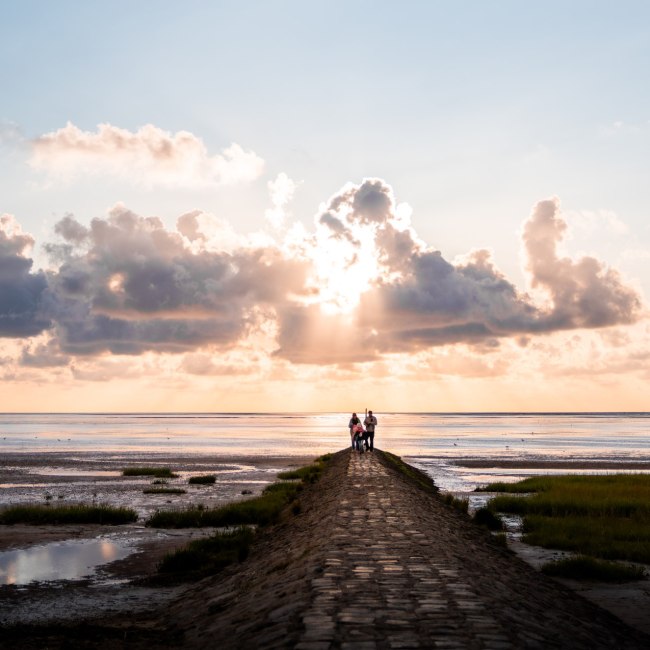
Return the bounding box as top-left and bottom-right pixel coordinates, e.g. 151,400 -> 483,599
308,223 -> 381,315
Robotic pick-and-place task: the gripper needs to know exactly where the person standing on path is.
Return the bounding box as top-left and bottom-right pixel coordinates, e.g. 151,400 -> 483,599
364,410 -> 377,451
348,412 -> 361,449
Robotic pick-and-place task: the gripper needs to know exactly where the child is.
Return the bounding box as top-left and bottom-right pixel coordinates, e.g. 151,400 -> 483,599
352,423 -> 366,452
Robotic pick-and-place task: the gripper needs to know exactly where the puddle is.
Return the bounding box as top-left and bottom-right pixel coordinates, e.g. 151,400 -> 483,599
23,467 -> 122,477
0,537 -> 134,586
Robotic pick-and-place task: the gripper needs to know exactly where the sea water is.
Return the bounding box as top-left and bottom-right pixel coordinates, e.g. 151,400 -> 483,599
1,412 -> 649,491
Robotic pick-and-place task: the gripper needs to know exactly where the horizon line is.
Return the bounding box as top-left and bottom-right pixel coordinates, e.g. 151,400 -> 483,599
1,411 -> 649,416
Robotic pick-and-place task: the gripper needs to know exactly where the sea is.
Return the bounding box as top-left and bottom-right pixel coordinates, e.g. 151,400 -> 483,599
2,412 -> 650,492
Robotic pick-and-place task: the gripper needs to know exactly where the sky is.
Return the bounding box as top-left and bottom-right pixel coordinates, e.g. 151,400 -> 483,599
1,0 -> 649,412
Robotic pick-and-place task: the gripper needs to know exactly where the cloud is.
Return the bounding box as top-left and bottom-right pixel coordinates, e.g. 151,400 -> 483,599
276,181 -> 642,360
0,215 -> 51,337
523,198 -> 640,329
43,204 -> 309,355
20,337 -> 69,368
31,122 -> 264,188
0,179 -> 644,369
565,209 -> 629,236
265,172 -> 297,229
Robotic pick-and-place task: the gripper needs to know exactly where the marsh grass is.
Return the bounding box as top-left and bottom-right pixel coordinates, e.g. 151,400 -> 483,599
152,455 -> 333,579
143,488 -> 187,495
0,504 -> 137,525
442,493 -> 469,514
277,464 -> 322,483
487,474 -> 650,563
473,507 -> 504,530
188,475 -> 216,485
158,526 -> 255,576
147,457 -> 328,529
542,556 -> 646,582
380,451 -> 438,493
122,467 -> 178,478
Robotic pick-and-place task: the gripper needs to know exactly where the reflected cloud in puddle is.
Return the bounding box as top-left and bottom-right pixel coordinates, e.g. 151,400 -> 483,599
0,538 -> 133,586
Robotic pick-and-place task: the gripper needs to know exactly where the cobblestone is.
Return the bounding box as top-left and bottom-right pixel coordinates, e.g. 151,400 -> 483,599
171,449 -> 649,648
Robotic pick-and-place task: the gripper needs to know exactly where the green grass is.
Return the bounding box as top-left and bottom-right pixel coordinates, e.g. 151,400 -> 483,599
188,475 -> 216,485
158,526 -> 255,576
0,504 -> 138,525
442,493 -> 469,513
122,467 -> 178,478
277,463 -> 323,483
143,488 -> 187,495
146,457 -> 329,529
473,507 -> 504,530
262,481 -> 303,497
147,485 -> 301,528
380,451 -> 438,493
542,556 -> 646,582
487,474 -> 650,563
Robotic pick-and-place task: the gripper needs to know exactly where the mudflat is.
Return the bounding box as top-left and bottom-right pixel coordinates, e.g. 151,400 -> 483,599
4,448 -> 648,649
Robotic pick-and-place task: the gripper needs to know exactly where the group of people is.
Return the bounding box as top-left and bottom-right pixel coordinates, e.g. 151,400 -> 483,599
348,410 -> 377,452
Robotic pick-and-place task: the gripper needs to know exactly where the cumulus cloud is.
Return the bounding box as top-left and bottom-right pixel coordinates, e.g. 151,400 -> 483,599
0,179 -> 644,369
0,215 -> 51,337
43,204 -> 309,355
523,198 -> 640,329
31,122 -> 264,188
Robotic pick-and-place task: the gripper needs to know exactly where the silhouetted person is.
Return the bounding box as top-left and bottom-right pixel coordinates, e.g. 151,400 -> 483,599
364,410 -> 377,451
348,412 -> 360,449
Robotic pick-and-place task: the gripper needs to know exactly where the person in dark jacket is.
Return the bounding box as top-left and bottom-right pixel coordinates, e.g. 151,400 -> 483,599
364,410 -> 377,451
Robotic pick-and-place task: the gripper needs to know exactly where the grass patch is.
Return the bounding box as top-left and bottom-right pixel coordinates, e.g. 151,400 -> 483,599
188,475 -> 216,485
158,526 -> 255,576
143,488 -> 186,495
542,556 -> 646,582
493,532 -> 508,548
0,504 -> 137,525
122,467 -> 178,478
442,493 -> 469,513
380,451 -> 438,493
488,474 -> 650,563
147,486 -> 301,528
147,456 -> 330,529
473,507 -> 504,530
277,464 -> 322,483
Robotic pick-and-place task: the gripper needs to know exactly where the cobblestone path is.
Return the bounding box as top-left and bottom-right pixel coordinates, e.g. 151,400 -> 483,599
170,450 -> 648,649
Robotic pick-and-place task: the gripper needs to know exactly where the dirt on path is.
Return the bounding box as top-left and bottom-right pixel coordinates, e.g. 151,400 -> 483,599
3,449 -> 649,649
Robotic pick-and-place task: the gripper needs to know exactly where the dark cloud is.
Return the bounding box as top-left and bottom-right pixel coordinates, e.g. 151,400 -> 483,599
54,214 -> 89,244
0,215 -> 51,337
42,205 -> 309,355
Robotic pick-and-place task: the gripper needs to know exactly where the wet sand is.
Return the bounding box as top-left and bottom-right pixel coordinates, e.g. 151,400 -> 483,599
0,451 -> 313,522
0,451 -> 311,629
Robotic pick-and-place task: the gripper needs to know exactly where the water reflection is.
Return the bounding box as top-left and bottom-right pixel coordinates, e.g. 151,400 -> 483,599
0,538 -> 132,586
